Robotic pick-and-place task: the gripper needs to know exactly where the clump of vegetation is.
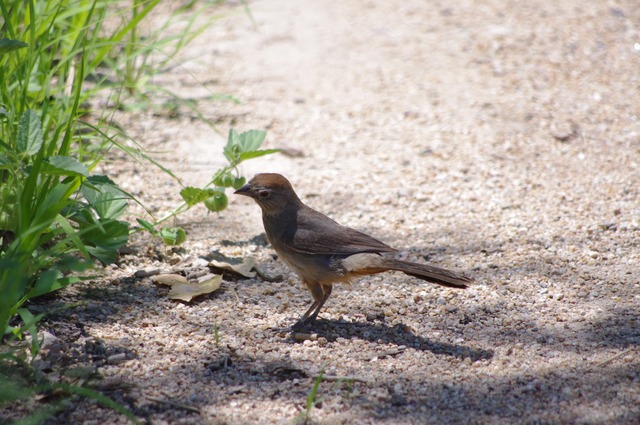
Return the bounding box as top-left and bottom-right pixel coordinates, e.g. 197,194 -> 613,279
294,367 -> 326,425
0,1 -> 272,422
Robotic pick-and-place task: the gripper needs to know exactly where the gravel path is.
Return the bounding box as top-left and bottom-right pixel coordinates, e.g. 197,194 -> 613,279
28,0 -> 640,424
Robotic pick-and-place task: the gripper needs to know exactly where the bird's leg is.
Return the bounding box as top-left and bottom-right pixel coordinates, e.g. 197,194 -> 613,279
300,300 -> 320,322
308,284 -> 332,322
292,281 -> 327,330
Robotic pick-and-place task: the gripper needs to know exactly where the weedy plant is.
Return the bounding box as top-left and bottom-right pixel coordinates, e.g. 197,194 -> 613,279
0,0 -> 250,422
138,128 -> 280,244
0,0 -> 215,349
294,366 -> 327,425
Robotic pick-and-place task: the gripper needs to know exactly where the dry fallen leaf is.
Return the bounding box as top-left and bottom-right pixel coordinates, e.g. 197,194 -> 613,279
153,274 -> 187,285
153,273 -> 222,302
208,257 -> 256,278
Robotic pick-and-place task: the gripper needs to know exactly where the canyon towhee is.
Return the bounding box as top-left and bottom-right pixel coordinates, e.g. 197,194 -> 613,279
235,173 -> 471,327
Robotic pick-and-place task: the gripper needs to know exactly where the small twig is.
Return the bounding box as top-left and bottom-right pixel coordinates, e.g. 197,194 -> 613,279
366,347 -> 407,361
146,395 -> 201,413
315,375 -> 370,384
230,288 -> 240,303
595,348 -> 634,368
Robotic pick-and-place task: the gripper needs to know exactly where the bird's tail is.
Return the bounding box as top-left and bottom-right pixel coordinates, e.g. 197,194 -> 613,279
382,258 -> 471,289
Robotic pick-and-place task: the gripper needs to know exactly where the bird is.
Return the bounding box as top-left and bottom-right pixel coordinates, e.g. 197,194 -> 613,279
234,173 -> 471,328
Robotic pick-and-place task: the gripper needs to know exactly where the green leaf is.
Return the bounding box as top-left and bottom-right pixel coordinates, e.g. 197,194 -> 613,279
160,227 -> 186,245
0,377 -> 33,403
54,383 -> 142,424
228,128 -> 240,146
0,153 -> 11,169
84,175 -> 117,188
136,218 -> 158,234
17,308 -> 45,356
41,156 -> 89,177
83,220 -> 130,249
238,149 -> 281,161
0,106 -> 8,119
16,110 -> 43,156
82,176 -> 128,220
204,193 -> 228,212
180,186 -> 222,206
54,215 -> 91,260
0,38 -> 28,55
82,220 -> 130,264
238,129 -> 267,152
23,269 -> 62,300
223,128 -> 241,163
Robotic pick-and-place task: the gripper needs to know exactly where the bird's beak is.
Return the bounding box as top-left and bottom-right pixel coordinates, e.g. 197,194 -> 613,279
234,184 -> 252,196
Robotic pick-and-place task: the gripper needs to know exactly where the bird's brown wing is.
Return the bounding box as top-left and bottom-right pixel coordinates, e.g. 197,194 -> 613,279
288,206 -> 397,256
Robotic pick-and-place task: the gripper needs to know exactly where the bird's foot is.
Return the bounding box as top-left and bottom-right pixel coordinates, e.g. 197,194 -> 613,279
291,318 -> 314,332
267,318 -> 314,335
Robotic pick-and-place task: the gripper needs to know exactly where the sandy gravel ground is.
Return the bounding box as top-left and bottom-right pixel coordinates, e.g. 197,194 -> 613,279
11,0 -> 640,424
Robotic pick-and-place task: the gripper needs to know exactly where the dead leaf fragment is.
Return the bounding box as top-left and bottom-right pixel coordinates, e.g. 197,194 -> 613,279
152,274 -> 187,285
208,257 -> 256,278
153,273 -> 222,302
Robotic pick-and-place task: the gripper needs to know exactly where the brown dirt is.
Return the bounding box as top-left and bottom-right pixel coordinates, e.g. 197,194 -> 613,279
13,0 -> 640,424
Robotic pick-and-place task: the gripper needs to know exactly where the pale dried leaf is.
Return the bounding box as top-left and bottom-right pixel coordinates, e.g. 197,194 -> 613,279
152,274 -> 188,285
170,275 -> 222,302
208,257 -> 256,278
153,273 -> 222,302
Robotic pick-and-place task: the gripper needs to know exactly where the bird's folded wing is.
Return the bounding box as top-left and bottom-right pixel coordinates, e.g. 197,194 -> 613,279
289,207 -> 397,255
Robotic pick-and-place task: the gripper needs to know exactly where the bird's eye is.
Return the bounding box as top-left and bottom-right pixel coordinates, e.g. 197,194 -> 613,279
258,190 -> 270,198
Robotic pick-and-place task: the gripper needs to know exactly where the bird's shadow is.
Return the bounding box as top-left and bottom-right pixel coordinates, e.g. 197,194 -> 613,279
287,319 -> 494,362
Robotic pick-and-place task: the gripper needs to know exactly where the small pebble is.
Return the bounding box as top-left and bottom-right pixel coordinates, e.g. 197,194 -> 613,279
107,353 -> 127,364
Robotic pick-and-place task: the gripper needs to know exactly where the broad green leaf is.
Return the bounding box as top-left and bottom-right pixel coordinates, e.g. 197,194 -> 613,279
238,129 -> 267,152
223,128 -> 241,163
41,156 -> 89,177
92,192 -> 128,220
84,175 -> 117,188
238,149 -> 281,161
88,191 -> 127,220
82,176 -> 128,220
16,110 -> 43,156
85,247 -> 116,265
82,220 -> 129,249
81,220 -> 130,263
160,227 -> 186,245
0,106 -> 8,118
228,128 -> 240,145
0,38 -> 28,55
180,186 -> 221,206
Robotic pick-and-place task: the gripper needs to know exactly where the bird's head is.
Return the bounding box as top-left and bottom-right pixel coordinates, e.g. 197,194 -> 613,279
234,173 -> 301,214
